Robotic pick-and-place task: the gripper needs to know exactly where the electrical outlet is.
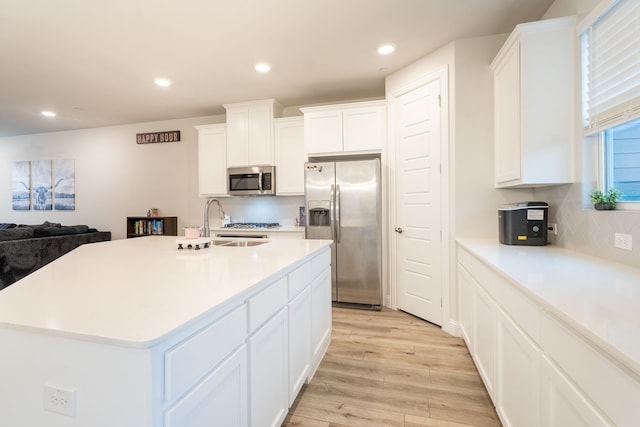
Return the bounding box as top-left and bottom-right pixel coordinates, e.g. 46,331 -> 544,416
44,384 -> 76,417
614,233 -> 633,251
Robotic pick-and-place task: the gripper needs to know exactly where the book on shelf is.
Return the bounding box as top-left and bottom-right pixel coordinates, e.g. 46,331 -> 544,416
133,219 -> 165,235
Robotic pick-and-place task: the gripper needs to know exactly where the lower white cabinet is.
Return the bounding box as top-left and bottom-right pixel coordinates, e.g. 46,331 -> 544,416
496,306 -> 539,427
458,244 -> 635,427
288,287 -> 311,405
310,267 -> 331,377
472,283 -> 496,400
539,355 -> 612,427
164,345 -> 248,427
249,308 -> 289,427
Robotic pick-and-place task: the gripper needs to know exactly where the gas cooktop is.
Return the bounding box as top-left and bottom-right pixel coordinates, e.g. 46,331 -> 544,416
223,222 -> 281,229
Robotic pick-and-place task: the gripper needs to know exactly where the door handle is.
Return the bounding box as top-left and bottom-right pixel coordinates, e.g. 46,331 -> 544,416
395,227 -> 403,234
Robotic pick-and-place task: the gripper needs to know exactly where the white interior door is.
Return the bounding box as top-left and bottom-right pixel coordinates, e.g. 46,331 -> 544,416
394,77 -> 442,325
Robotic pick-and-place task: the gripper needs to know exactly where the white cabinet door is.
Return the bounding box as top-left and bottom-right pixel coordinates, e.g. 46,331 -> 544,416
225,100 -> 281,167
196,124 -> 227,196
304,110 -> 343,154
540,356 -> 612,427
472,283 -> 496,400
302,100 -> 386,155
493,42 -> 521,184
275,117 -> 305,195
164,345 -> 248,427
249,308 -> 289,427
496,307 -> 540,427
342,104 -> 386,152
491,16 -> 574,188
309,268 -> 331,379
288,286 -> 311,406
226,107 -> 250,168
248,103 -> 274,165
457,265 -> 474,348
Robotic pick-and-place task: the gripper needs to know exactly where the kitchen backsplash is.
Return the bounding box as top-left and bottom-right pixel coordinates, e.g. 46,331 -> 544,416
538,184 -> 640,269
215,196 -> 305,226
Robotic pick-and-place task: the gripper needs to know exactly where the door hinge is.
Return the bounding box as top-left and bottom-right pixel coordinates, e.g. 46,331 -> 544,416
438,94 -> 441,108
441,298 -> 443,307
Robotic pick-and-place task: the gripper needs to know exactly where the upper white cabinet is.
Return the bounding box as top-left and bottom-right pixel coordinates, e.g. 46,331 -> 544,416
224,99 -> 283,167
274,116 -> 305,195
301,100 -> 386,156
196,123 -> 228,197
491,16 -> 575,188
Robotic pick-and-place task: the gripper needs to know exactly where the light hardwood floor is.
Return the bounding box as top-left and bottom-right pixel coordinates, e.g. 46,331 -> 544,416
283,307 -> 501,427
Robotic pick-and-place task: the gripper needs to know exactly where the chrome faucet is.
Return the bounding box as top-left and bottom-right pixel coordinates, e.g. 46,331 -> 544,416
203,198 -> 226,237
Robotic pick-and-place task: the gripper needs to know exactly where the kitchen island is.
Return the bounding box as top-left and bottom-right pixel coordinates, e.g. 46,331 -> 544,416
457,238 -> 640,427
0,236 -> 332,427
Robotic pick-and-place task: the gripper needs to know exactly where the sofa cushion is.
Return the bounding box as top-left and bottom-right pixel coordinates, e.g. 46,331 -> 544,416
33,225 -> 90,237
0,227 -> 34,241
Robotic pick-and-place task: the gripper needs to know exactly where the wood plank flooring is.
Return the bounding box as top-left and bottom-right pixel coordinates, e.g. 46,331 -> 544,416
283,307 -> 501,427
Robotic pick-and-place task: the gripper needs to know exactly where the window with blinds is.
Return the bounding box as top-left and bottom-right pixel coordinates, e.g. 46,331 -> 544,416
582,0 -> 640,134
582,0 -> 640,204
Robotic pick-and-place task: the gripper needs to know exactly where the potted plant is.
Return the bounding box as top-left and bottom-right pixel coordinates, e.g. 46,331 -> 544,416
589,188 -> 621,210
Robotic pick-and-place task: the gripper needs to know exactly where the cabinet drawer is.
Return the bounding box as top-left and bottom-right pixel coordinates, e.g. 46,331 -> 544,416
288,261 -> 311,299
311,248 -> 331,278
540,311 -> 640,426
248,277 -> 288,332
165,304 -> 247,401
165,345 -> 248,427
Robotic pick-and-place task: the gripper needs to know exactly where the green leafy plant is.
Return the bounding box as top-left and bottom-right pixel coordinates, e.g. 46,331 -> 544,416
589,188 -> 621,209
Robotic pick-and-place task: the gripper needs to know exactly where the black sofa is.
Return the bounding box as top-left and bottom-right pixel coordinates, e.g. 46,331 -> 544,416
0,222 -> 111,290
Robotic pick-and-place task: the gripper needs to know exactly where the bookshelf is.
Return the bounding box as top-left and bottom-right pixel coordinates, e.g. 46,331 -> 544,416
126,216 -> 178,238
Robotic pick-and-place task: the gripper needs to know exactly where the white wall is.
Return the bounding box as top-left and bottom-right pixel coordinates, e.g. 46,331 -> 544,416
0,116 -> 305,240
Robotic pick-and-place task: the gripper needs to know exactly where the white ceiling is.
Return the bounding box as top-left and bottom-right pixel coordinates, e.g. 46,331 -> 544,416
0,0 -> 553,137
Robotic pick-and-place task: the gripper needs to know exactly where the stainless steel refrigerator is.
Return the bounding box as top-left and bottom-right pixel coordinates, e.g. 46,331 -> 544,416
304,157 -> 382,308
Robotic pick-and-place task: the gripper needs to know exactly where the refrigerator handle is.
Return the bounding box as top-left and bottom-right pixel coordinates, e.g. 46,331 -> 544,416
330,184 -> 336,241
335,184 -> 341,243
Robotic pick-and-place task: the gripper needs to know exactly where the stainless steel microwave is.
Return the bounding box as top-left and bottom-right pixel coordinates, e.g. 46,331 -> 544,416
227,166 -> 276,195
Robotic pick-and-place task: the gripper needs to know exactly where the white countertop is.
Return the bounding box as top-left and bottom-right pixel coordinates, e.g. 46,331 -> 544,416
0,236 -> 330,348
457,238 -> 640,376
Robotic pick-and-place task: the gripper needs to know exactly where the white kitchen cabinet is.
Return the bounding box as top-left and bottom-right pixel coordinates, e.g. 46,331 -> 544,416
539,355 -> 612,427
224,99 -> 283,167
249,307 -> 289,427
274,116 -> 305,195
309,256 -> 331,378
164,345 -> 248,427
288,287 -> 311,405
471,281 -> 496,400
457,266 -> 474,349
301,100 -> 386,156
196,123 -> 227,196
495,306 -> 540,427
457,243 -> 639,427
491,16 -> 575,188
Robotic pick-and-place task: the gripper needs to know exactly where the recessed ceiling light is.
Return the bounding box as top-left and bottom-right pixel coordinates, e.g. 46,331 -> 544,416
155,78 -> 172,87
41,111 -> 56,118
377,44 -> 396,55
255,63 -> 271,73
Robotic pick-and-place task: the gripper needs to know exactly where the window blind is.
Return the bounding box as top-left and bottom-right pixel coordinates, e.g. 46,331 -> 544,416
582,0 -> 640,134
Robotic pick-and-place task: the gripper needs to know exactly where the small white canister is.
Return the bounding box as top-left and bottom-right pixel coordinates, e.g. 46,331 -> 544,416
184,226 -> 202,239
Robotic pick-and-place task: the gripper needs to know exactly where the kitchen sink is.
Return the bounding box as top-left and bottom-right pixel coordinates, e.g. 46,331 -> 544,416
212,240 -> 268,247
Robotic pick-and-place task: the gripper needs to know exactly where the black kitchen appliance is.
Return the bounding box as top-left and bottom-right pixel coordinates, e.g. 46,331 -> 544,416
498,202 -> 549,246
